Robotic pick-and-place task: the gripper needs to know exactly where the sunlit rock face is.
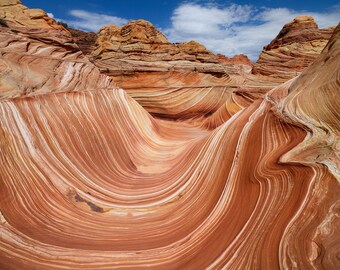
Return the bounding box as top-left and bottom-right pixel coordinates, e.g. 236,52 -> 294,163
89,20 -> 259,120
0,0 -> 115,98
0,2 -> 339,270
89,16 -> 336,121
91,19 -> 227,76
217,53 -> 252,65
269,23 -> 340,179
0,0 -> 65,30
253,16 -> 335,81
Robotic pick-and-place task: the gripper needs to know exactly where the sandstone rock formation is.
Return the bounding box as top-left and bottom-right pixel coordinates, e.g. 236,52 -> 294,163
89,20 -> 258,119
269,23 -> 340,179
88,16 -> 335,120
0,1 -> 339,270
92,19 -> 227,75
253,16 -> 335,81
217,53 -> 252,65
0,0 -> 64,31
0,0 -> 115,98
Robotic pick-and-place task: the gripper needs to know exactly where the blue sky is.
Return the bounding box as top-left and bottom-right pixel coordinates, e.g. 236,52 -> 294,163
22,0 -> 340,60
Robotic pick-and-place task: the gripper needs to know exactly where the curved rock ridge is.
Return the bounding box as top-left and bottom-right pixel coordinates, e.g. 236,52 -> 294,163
114,70 -> 266,123
1,84 -> 339,269
114,71 -> 241,120
0,2 -> 339,270
88,16 -> 335,121
90,19 -> 253,120
92,19 -> 227,75
253,16 -> 335,81
269,23 -> 340,179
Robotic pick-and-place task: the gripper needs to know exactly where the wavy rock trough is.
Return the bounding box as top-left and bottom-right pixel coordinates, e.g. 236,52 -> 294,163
0,1 -> 339,269
89,20 -> 255,120
89,17 -> 334,120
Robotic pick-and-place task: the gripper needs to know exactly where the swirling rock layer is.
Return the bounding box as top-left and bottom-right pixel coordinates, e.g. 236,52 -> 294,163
89,20 -> 256,120
0,2 -> 339,270
1,87 -> 338,269
269,23 -> 340,178
0,3 -> 115,99
89,16 -> 335,120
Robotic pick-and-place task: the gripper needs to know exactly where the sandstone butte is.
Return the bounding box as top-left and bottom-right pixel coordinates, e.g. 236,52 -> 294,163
91,19 -> 226,75
0,1 -> 339,269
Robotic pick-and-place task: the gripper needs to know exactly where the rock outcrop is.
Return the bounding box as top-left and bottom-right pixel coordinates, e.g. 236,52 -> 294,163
0,0 -> 65,31
0,2 -> 339,270
92,19 -> 227,75
68,27 -> 96,55
217,53 -> 252,65
89,20 -> 260,119
0,0 -> 115,98
253,16 -> 335,81
89,16 -> 336,120
269,23 -> 340,179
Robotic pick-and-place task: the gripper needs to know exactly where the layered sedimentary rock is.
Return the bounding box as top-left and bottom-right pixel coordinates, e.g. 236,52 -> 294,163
90,20 -> 258,119
92,19 -> 227,75
253,16 -> 335,81
2,81 -> 339,269
0,0 -> 65,31
114,71 -> 235,119
0,2 -> 339,270
266,25 -> 340,270
0,0 -> 115,98
269,23 -> 340,179
90,16 -> 335,120
217,53 -> 252,65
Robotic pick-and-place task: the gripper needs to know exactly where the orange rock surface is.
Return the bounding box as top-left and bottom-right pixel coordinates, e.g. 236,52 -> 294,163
0,1 -> 339,269
253,16 -> 335,81
268,24 -> 340,179
88,21 -> 257,120
89,16 -> 336,120
217,53 -> 252,65
91,19 -> 226,75
0,1 -> 115,98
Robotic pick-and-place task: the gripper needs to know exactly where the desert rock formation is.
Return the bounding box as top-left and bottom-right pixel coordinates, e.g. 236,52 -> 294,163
269,23 -> 340,179
90,20 -> 257,119
253,16 -> 335,81
92,19 -> 227,75
217,53 -> 252,65
89,17 -> 335,120
0,0 -> 115,98
0,1 -> 339,269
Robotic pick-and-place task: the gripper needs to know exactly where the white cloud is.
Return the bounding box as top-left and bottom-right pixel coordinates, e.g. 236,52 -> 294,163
47,12 -> 54,18
169,4 -> 252,38
165,3 -> 340,61
64,10 -> 128,32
